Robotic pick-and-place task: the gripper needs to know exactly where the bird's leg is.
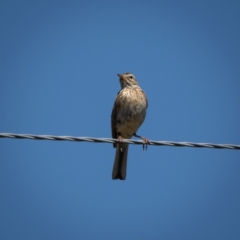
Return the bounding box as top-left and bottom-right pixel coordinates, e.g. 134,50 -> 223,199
117,133 -> 124,152
117,136 -> 123,142
133,133 -> 150,151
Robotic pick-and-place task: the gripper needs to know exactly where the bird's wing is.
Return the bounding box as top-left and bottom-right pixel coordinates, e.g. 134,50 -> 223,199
140,89 -> 148,108
111,90 -> 123,147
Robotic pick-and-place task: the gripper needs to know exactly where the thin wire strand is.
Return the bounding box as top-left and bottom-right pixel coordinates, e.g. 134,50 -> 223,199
0,133 -> 239,150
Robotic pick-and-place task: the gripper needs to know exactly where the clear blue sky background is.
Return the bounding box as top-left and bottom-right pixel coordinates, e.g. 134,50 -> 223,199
1,1 -> 240,239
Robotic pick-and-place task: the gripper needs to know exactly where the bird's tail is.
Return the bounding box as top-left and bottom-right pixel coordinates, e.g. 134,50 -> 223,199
112,144 -> 128,180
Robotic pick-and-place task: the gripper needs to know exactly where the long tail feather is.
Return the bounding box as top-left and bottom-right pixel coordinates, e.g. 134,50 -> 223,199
112,144 -> 128,180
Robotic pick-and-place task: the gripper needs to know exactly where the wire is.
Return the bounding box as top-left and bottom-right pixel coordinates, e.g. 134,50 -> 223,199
0,133 -> 239,150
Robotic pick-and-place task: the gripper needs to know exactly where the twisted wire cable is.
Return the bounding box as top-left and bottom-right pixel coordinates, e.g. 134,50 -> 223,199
0,133 -> 239,150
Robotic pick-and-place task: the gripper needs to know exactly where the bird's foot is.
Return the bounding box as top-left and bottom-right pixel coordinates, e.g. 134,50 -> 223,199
142,137 -> 150,151
133,133 -> 150,151
117,136 -> 124,151
117,136 -> 123,142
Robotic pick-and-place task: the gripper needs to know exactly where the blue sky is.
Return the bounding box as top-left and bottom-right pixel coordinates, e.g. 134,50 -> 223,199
1,1 -> 240,239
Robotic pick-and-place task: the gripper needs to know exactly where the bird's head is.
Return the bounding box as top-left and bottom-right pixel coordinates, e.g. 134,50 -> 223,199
117,72 -> 139,89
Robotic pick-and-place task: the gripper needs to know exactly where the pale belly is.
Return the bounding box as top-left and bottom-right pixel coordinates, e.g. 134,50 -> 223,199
116,99 -> 147,139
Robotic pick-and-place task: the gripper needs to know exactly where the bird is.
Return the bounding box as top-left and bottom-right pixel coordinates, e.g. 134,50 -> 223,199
111,72 -> 149,180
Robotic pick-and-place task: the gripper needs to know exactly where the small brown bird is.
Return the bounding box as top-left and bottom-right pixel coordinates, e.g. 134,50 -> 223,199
111,73 -> 149,180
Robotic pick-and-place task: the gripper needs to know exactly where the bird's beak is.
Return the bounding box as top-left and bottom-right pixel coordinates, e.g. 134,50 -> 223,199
117,74 -> 122,78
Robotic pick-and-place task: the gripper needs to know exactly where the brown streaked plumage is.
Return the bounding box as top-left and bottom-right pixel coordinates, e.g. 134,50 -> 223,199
111,73 -> 148,180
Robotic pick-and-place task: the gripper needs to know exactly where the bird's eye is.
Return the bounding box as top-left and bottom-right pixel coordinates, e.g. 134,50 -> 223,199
129,76 -> 133,79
